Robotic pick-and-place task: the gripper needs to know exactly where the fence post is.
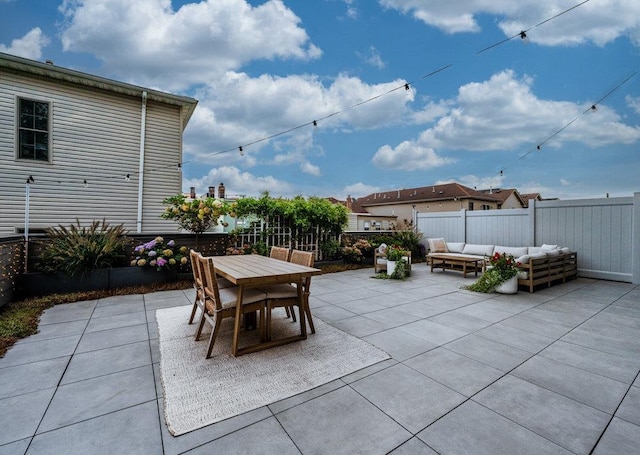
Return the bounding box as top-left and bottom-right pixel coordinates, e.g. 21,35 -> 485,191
460,209 -> 467,243
633,192 -> 640,284
528,199 -> 536,247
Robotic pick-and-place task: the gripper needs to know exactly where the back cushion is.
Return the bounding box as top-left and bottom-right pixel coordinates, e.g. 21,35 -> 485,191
462,244 -> 494,256
428,238 -> 448,253
493,246 -> 528,258
446,242 -> 465,253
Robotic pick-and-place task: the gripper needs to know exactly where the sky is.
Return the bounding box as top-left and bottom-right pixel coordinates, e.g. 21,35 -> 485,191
1,0 -> 639,201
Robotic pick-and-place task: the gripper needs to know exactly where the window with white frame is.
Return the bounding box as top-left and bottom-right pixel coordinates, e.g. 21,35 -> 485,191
17,97 -> 50,161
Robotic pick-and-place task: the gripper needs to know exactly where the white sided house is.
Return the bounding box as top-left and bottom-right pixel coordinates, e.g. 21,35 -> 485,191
0,52 -> 198,237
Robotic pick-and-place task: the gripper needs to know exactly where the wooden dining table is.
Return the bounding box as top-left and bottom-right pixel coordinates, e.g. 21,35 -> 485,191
211,254 -> 322,356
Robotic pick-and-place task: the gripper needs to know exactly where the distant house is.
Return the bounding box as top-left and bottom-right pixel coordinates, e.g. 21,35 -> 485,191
477,188 -> 527,209
0,52 -> 198,237
329,196 -> 398,231
353,183 -> 501,226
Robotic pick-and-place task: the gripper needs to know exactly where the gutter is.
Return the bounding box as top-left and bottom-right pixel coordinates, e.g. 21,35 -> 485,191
136,91 -> 147,233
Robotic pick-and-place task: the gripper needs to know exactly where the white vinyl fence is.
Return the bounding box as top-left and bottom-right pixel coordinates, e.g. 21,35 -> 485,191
416,193 -> 640,284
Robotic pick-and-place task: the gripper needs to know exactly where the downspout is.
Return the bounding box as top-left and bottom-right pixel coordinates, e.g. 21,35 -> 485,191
136,91 -> 148,233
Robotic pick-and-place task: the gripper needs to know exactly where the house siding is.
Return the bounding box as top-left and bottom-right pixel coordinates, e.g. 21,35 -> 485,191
0,65 -> 188,236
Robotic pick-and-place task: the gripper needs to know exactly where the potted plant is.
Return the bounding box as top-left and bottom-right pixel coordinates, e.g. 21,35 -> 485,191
465,252 -> 520,293
385,245 -> 409,277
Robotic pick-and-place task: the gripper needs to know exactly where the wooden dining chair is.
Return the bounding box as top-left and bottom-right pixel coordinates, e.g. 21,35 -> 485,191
270,245 -> 294,319
188,250 -> 234,324
270,246 -> 290,261
196,255 -> 267,358
261,249 -> 316,340
187,249 -> 205,324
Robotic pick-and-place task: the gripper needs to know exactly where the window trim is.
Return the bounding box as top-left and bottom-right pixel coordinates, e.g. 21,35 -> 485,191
15,96 -> 52,163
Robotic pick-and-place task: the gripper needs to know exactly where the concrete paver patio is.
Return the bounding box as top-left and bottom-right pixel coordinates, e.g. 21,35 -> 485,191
1,263 -> 639,454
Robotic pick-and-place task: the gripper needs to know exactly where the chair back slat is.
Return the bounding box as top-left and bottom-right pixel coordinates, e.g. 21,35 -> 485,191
270,246 -> 290,261
189,249 -> 203,288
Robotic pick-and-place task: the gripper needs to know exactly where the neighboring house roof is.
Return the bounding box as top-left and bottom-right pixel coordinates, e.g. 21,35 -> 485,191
477,188 -> 526,208
0,52 -> 198,127
357,183 -> 500,207
520,192 -> 542,202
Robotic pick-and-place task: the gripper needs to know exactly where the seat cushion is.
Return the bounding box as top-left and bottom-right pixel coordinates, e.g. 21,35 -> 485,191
258,283 -> 298,300
217,286 -> 266,308
493,245 -> 528,258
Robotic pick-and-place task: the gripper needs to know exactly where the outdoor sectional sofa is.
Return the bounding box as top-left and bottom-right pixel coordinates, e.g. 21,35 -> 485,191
426,238 -> 578,293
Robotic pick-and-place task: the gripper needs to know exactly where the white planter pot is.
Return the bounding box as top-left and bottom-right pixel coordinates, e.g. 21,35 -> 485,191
386,260 -> 397,276
495,276 -> 518,294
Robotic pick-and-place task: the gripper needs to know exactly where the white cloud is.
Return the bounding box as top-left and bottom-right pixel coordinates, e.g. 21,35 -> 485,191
374,70 -> 640,172
0,28 -> 50,59
417,70 -> 640,151
627,95 -> 640,114
372,141 -> 456,171
300,161 -> 321,176
59,0 -> 321,91
358,46 -> 385,69
343,182 -> 380,198
378,0 -> 640,47
182,165 -> 289,197
184,71 -> 413,159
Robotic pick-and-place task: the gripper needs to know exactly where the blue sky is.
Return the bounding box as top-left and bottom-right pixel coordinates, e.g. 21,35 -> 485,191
2,0 -> 639,200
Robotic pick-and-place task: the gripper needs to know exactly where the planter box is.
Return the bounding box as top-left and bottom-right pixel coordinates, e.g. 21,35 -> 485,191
16,267 -> 181,299
109,267 -> 178,288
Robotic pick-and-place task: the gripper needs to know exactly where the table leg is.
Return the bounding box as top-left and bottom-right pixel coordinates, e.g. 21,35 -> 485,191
231,286 -> 244,356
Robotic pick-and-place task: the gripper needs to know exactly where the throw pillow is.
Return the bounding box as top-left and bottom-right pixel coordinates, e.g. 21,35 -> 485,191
428,238 -> 448,253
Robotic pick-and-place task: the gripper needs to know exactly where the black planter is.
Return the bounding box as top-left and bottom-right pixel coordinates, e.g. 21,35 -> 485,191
17,270 -> 110,298
109,267 -> 178,288
16,267 -> 181,299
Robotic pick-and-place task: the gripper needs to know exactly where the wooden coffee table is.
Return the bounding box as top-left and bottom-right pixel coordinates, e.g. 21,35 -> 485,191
428,254 -> 484,278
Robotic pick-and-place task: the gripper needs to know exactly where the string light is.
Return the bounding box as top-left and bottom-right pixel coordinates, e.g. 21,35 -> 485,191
26,175 -> 34,184
494,70 -> 637,177
9,0 -> 601,188
83,179 -> 88,188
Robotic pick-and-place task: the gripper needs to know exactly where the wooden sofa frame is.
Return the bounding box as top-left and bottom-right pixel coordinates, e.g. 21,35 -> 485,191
517,252 -> 578,293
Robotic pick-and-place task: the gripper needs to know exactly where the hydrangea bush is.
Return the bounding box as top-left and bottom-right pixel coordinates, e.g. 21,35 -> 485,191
131,237 -> 188,271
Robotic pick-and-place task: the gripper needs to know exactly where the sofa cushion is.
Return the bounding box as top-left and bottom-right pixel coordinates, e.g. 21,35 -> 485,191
560,247 -> 572,254
528,246 -> 543,255
541,244 -> 558,250
378,243 -> 388,255
428,238 -> 448,253
446,242 -> 465,253
493,245 -> 528,258
462,244 -> 494,256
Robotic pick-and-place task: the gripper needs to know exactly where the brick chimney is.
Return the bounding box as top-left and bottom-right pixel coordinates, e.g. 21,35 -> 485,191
207,186 -> 215,198
218,182 -> 226,199
189,186 -> 196,198
345,195 -> 353,210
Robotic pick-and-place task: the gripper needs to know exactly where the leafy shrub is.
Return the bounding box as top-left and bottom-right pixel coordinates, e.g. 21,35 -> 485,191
320,239 -> 342,260
39,219 -> 129,276
341,246 -> 364,264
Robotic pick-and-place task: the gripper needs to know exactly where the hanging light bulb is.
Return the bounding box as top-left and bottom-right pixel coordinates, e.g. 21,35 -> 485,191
239,146 -> 244,156
313,120 -> 318,129
26,175 -> 34,184
536,145 -> 541,151
590,105 -> 597,112
125,174 -> 131,182
499,170 -> 503,176
84,179 -> 89,188
520,31 -> 529,44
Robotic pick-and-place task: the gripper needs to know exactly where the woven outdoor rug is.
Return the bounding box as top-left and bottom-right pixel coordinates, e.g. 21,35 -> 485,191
157,305 -> 390,436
